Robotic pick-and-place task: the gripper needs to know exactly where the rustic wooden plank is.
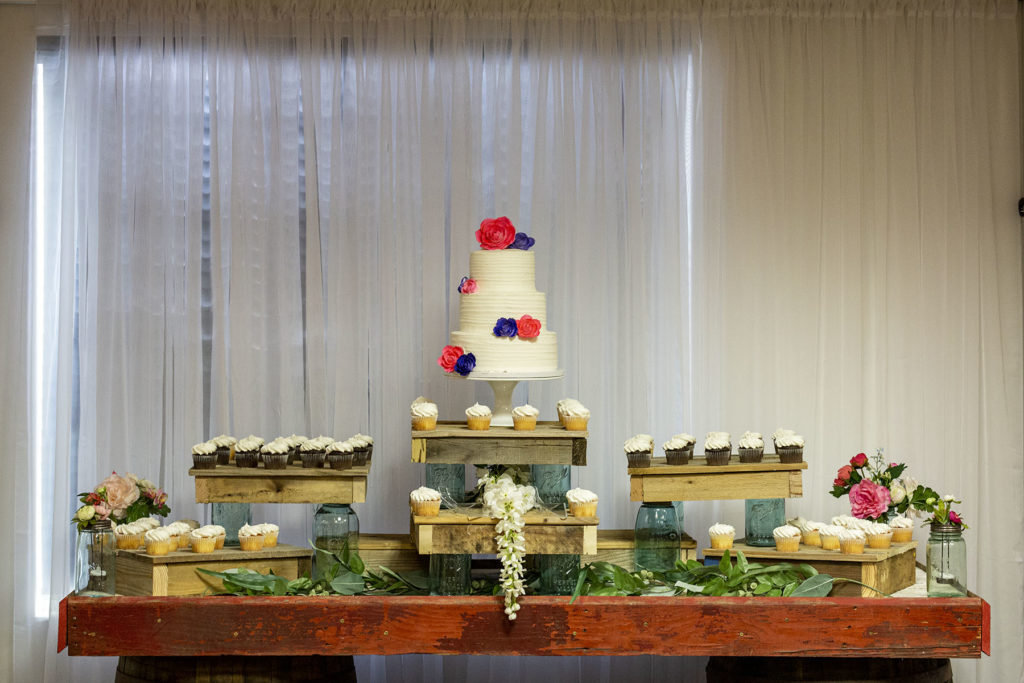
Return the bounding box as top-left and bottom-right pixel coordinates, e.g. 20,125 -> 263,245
358,535 -> 428,574
411,421 -> 587,465
631,470 -> 802,502
414,421 -> 585,439
189,465 -> 371,478
58,595 -> 68,653
116,545 -> 312,565
414,510 -> 597,526
628,457 -> 808,474
64,594 -> 989,658
593,530 -> 698,569
417,522 -> 598,555
193,475 -> 365,504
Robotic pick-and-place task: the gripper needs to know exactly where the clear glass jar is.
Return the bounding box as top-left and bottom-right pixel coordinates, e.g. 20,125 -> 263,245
531,464 -> 571,508
744,498 -> 786,547
429,553 -> 471,595
634,502 -> 680,572
536,554 -> 580,595
312,504 -> 360,579
926,523 -> 967,597
211,503 -> 252,546
75,521 -> 116,596
425,464 -> 465,508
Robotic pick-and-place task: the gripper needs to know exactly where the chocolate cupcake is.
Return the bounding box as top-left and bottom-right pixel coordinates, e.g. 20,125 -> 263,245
210,434 -> 236,465
299,438 -> 327,469
191,441 -> 218,469
772,428 -> 804,463
624,434 -> 655,468
704,431 -> 731,466
326,440 -> 355,470
234,435 -> 263,468
737,431 -> 764,463
663,433 -> 695,465
261,439 -> 290,469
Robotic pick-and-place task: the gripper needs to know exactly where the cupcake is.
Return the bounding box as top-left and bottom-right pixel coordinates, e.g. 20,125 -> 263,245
192,441 -> 218,469
234,435 -> 263,468
257,523 -> 280,547
210,434 -> 236,465
190,527 -> 218,554
299,438 -> 327,469
237,524 -> 265,552
166,521 -> 192,550
566,488 -> 598,517
624,434 -> 655,468
283,434 -> 308,465
325,440 -> 355,470
772,428 -> 804,463
261,439 -> 291,470
561,400 -> 590,431
465,403 -> 492,431
799,521 -> 824,547
176,518 -> 201,531
555,398 -> 575,427
206,524 -> 227,549
865,522 -> 894,549
411,396 -> 439,431
512,404 -> 540,431
838,528 -> 866,554
114,522 -> 144,550
737,431 -> 764,463
818,524 -> 843,551
704,432 -> 732,466
772,525 -> 801,552
136,517 -> 162,531
348,434 -> 371,466
709,523 -> 736,550
354,433 -> 374,462
889,516 -> 914,543
409,486 -> 442,517
144,528 -> 172,556
663,434 -> 695,465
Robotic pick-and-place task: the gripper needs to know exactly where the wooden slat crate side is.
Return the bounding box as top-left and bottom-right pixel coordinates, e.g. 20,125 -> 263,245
116,547 -> 313,596
65,594 -> 988,658
421,524 -> 595,555
413,438 -> 585,466
630,470 -> 801,502
628,459 -> 808,474
165,557 -> 310,596
194,475 -> 364,504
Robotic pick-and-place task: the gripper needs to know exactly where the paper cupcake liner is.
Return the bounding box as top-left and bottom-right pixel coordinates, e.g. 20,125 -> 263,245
301,451 -> 326,469
777,446 -> 804,463
664,449 -> 691,466
192,453 -> 218,470
626,451 -> 653,468
352,449 -> 369,467
705,448 -> 731,466
235,452 -> 260,468
738,447 -> 764,463
327,452 -> 354,470
262,453 -> 289,470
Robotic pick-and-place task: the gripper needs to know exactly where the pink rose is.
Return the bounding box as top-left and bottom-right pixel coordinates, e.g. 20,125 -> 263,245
98,471 -> 140,519
849,479 -> 891,520
437,345 -> 464,373
517,315 -> 541,339
476,217 -> 516,250
949,510 -> 963,525
836,464 -> 853,482
93,503 -> 110,520
458,277 -> 477,294
850,452 -> 868,467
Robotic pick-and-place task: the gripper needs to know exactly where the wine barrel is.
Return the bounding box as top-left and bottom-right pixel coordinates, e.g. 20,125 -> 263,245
114,655 -> 356,682
706,657 -> 953,683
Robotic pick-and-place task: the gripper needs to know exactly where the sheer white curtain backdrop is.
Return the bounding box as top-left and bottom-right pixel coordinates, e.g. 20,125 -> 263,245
10,0 -> 1021,681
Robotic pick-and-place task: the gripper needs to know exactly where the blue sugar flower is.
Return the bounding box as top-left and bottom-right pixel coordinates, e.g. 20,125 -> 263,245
493,317 -> 519,338
454,353 -> 476,376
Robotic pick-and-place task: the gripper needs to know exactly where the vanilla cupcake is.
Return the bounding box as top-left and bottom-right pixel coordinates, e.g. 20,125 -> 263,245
206,524 -> 227,549
176,519 -> 201,530
704,432 -> 732,466
772,428 -> 804,463
818,524 -> 843,551
561,401 -> 590,431
556,398 -> 577,427
800,521 -> 824,547
624,433 -> 655,468
512,404 -> 540,431
300,438 -> 327,469
566,488 -> 598,518
144,528 -> 172,556
191,441 -> 218,469
237,524 -> 265,552
865,522 -> 894,549
166,521 -> 192,550
190,527 -> 218,554
136,517 -> 162,531
737,431 -> 764,463
839,528 -> 866,554
772,525 -> 801,552
257,523 -> 279,547
709,523 -> 736,550
663,434 -> 695,465
261,438 -> 291,470
211,434 -> 237,465
466,403 -> 492,431
114,522 -> 144,550
409,486 -> 442,517
326,440 -> 355,470
411,397 -> 438,431
235,435 -> 263,468
889,516 -> 914,543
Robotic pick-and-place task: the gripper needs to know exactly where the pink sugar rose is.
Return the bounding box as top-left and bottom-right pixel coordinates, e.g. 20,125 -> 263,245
516,315 -> 541,339
849,479 -> 891,520
476,217 -> 516,250
437,345 -> 464,373
98,471 -> 140,519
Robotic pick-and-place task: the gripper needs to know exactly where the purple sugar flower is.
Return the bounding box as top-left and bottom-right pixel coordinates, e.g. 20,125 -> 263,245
454,353 -> 476,376
493,317 -> 519,338
508,232 -> 535,250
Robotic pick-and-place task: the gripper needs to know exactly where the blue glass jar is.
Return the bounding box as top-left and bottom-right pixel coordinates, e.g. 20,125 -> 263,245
744,498 -> 785,547
531,465 -> 571,508
429,553 -> 471,595
634,502 -> 680,572
425,464 -> 465,508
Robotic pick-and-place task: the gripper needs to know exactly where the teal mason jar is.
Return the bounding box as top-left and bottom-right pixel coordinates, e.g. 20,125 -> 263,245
634,502 -> 680,572
744,498 -> 785,547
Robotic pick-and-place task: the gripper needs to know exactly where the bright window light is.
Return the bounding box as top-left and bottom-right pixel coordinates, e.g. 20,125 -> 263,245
33,60 -> 50,620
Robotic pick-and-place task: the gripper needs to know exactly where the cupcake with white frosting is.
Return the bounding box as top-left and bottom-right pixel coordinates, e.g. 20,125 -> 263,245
704,432 -> 732,466
256,523 -> 280,547
465,403 -> 492,431
192,441 -> 218,469
772,428 -> 804,463
738,431 -> 764,463
210,434 -> 237,465
114,522 -> 144,550
790,519 -> 824,547
166,521 -> 193,550
283,434 -> 308,464
772,525 -> 801,552
624,434 -> 655,468
512,404 -> 540,431
566,488 -> 598,517
354,433 -> 374,462
261,438 -> 291,470
326,440 -> 355,470
237,524 -> 265,552
234,435 -> 263,468
144,528 -> 172,556
189,526 -> 218,554
663,433 -> 696,465
865,522 -> 893,549
888,516 -> 914,543
300,438 -> 327,469
709,523 -> 736,550
411,397 -> 438,431
409,486 -> 442,517
818,524 -> 843,551
838,528 -> 866,554
560,400 -> 590,431
205,524 -> 226,549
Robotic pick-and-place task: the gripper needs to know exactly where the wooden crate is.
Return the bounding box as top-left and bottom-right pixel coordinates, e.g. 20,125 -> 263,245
702,541 -> 917,597
115,544 -> 312,596
592,529 -> 698,570
412,421 -> 587,466
359,534 -> 428,574
189,463 -> 369,504
412,509 -> 598,555
629,456 -> 807,502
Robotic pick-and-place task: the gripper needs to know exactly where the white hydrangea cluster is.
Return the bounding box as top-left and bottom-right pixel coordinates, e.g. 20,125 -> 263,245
481,472 -> 537,620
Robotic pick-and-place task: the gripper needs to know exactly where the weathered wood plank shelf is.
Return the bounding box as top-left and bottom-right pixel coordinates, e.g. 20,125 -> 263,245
629,456 -> 807,502
59,592 -> 990,658
188,464 -> 369,504
412,421 -> 587,465
115,544 -> 312,597
412,509 -> 599,555
702,542 -> 917,598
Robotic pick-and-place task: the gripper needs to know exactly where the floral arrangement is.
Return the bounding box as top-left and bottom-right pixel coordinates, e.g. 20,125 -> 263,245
437,345 -> 476,376
476,217 -> 534,251
830,449 -> 941,521
72,471 -> 170,531
457,277 -> 477,294
480,469 -> 537,620
928,494 -> 968,529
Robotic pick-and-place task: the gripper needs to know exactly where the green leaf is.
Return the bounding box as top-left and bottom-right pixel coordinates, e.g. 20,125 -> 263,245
718,550 -> 731,576
329,570 -> 365,595
612,565 -> 642,593
570,564 -> 591,603
789,574 -> 835,597
782,582 -> 798,597
736,551 -> 749,574
347,551 -> 365,575
798,563 -> 818,578
753,581 -> 772,595
674,580 -> 705,594
589,586 -> 624,596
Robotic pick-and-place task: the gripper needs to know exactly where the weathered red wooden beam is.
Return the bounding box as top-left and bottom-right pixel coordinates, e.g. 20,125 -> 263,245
63,594 -> 988,659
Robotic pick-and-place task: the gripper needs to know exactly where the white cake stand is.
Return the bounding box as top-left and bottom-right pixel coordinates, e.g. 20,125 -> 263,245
455,369 -> 564,426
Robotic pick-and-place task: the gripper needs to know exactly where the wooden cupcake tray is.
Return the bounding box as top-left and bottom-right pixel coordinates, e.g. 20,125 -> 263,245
629,456 -> 807,502
702,541 -> 917,597
189,463 -> 370,504
411,509 -> 598,555
412,421 -> 587,466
